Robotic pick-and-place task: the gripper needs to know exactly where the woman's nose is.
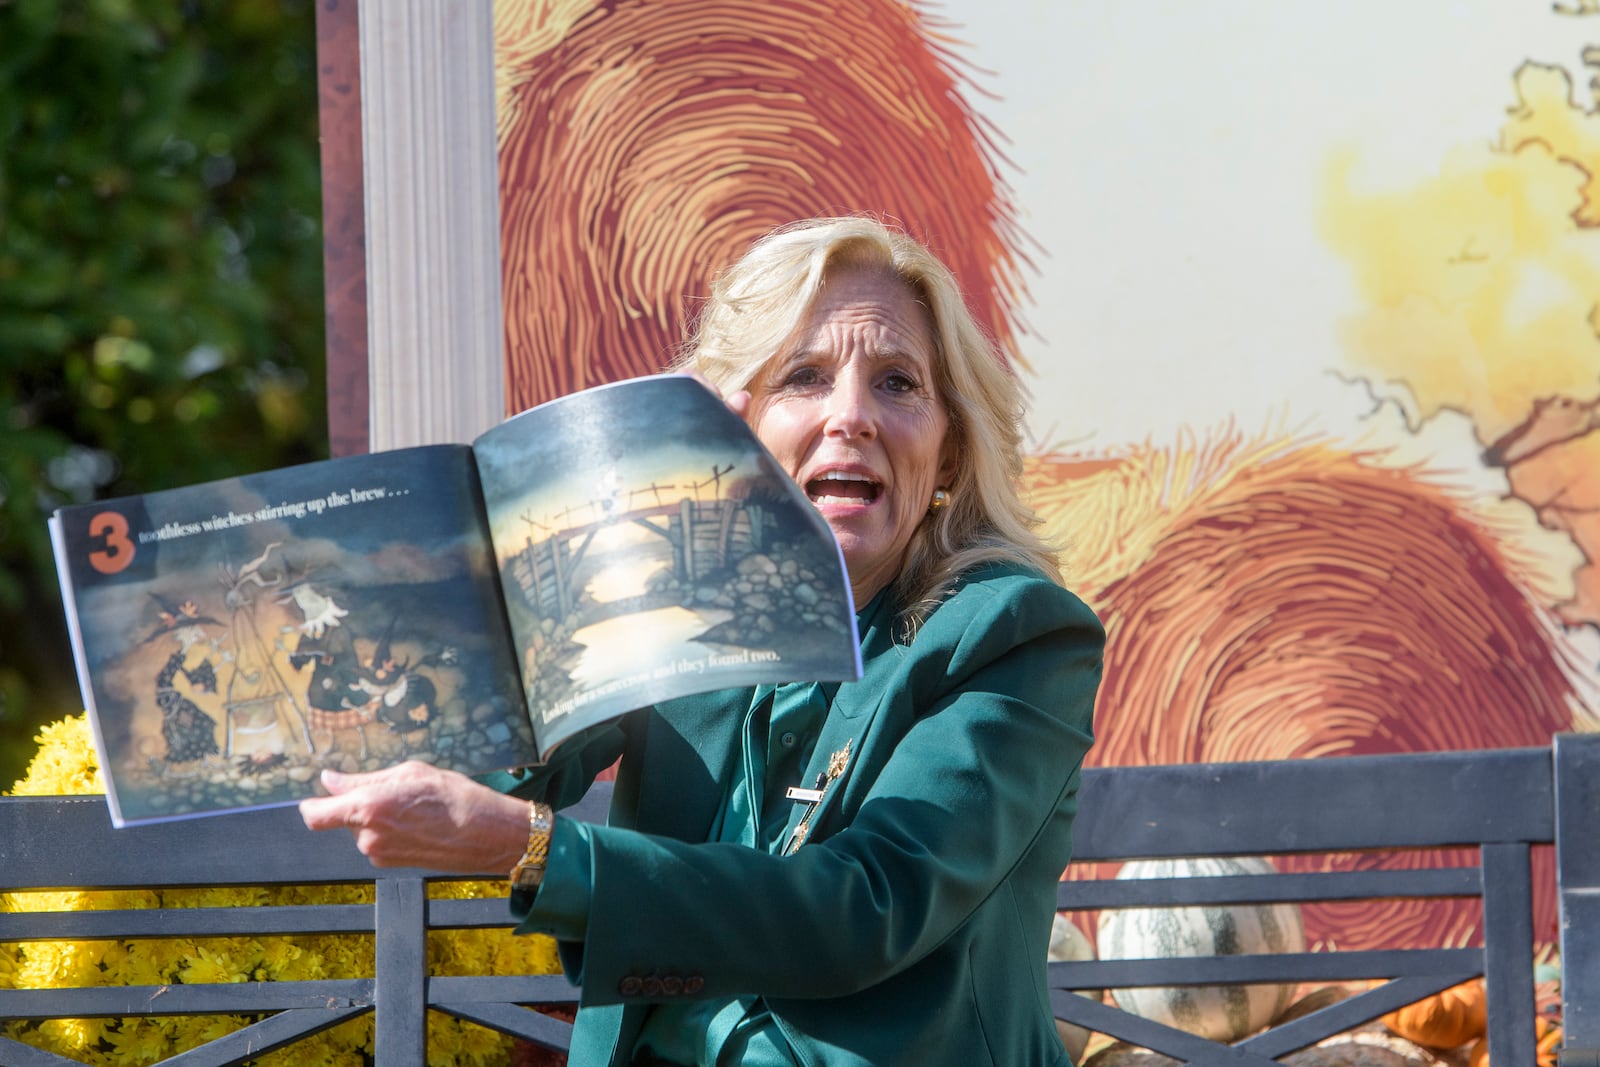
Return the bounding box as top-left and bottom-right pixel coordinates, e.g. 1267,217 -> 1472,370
823,376 -> 876,439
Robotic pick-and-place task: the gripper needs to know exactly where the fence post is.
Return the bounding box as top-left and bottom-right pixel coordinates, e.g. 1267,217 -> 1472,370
1556,732 -> 1600,1067
374,876 -> 429,1063
1482,841 -> 1538,1067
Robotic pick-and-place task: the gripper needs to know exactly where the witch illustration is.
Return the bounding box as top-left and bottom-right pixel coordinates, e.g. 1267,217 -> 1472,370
282,579 -> 369,752
288,610 -> 452,758
144,594 -> 224,764
353,618 -> 447,735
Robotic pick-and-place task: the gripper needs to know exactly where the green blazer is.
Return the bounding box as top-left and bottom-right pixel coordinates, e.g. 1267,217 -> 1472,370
503,563 -> 1103,1066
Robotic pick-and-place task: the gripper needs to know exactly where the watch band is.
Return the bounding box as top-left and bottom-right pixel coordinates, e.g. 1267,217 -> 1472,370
510,801 -> 554,890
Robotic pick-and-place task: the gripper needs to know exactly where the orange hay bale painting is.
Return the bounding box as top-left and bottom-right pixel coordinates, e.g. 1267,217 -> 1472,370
496,0 -> 1029,411
1033,437 -> 1578,949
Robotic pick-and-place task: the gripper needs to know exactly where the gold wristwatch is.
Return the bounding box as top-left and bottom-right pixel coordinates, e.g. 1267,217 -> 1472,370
510,801 -> 554,890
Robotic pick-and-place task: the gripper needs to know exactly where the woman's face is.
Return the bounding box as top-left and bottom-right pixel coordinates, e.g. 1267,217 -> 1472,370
747,265 -> 953,605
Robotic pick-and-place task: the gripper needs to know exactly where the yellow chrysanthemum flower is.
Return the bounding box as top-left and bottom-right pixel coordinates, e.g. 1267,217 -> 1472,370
4,715 -> 565,1064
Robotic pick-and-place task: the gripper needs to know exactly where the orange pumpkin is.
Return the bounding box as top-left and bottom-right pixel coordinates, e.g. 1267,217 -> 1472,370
1381,979 -> 1487,1049
1467,1015 -> 1561,1067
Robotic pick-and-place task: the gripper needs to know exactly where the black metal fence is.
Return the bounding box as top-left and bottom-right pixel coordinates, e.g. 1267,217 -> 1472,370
2,735 -> 1596,1067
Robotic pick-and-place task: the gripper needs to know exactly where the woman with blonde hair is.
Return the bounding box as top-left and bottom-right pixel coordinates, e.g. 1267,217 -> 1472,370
304,216 -> 1103,1066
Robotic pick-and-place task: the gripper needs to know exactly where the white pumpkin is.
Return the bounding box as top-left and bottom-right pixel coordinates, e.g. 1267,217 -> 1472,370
1051,912 -> 1097,965
1095,856 -> 1305,1042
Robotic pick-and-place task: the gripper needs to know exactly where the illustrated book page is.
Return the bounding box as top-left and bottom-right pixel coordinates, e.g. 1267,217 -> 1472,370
473,375 -> 863,759
50,446 -> 533,826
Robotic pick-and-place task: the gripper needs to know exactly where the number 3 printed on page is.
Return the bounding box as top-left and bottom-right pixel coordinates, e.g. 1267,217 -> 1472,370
87,511 -> 135,575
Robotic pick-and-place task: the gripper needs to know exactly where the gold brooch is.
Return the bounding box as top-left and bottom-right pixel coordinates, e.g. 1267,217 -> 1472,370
827,739 -> 852,781
783,738 -> 854,856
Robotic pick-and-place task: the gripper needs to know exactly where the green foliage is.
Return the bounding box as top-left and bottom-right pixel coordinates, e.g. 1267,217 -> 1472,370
0,0 -> 327,785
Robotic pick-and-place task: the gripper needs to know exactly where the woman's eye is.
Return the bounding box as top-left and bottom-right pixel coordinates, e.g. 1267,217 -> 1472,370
782,366 -> 823,387
883,371 -> 918,393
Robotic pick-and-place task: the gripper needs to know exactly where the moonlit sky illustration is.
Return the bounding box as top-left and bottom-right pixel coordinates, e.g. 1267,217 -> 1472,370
475,375 -> 772,556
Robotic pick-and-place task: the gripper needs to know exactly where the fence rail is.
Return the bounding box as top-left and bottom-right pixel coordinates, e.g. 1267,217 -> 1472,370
2,735 -> 1596,1066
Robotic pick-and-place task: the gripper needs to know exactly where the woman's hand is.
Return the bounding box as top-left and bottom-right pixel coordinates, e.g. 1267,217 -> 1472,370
681,369 -> 752,422
299,760 -> 532,874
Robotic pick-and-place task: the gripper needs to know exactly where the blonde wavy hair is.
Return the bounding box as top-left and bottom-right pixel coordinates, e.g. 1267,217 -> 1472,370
673,216 -> 1062,633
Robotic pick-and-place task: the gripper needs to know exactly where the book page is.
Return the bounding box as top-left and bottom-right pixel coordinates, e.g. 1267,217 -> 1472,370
51,446 -> 533,826
473,375 -> 862,758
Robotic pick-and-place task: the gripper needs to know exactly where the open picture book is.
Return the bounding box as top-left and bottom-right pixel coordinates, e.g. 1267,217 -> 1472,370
50,375 -> 862,826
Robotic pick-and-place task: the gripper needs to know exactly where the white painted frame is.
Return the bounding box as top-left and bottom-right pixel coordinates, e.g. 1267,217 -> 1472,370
357,0 -> 502,449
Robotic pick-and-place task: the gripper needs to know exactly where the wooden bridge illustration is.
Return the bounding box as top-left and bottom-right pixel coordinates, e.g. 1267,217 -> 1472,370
508,475 -> 777,624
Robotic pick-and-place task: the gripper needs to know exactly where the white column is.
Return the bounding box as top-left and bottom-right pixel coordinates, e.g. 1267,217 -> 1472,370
359,0 -> 503,448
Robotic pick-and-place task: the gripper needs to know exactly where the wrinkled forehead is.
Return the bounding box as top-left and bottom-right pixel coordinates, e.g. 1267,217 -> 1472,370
790,262 -> 936,355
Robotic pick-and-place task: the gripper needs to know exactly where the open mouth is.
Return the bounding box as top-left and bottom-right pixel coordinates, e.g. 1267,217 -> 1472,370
806,471 -> 881,505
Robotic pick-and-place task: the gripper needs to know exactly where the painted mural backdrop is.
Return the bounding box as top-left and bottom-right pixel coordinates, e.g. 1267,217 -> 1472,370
492,0 -> 1600,953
